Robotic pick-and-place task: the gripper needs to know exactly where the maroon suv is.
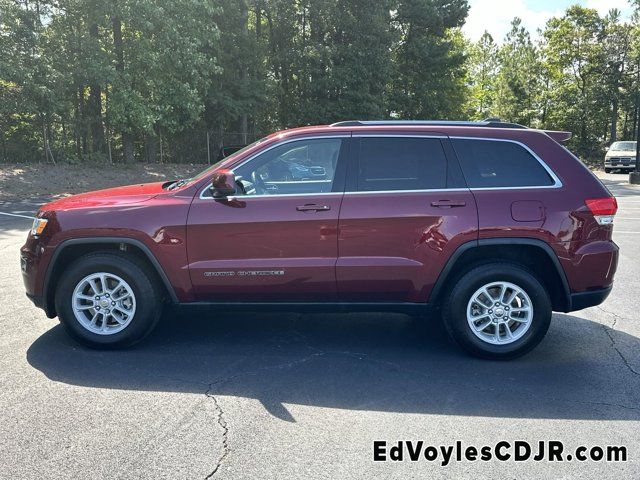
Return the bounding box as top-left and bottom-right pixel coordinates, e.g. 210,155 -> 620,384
21,120 -> 619,359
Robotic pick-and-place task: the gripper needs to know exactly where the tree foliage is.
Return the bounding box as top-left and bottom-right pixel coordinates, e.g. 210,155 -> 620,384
466,4 -> 640,157
1,0 -> 639,163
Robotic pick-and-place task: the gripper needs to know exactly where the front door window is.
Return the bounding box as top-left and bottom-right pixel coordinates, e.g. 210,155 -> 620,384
233,138 -> 342,196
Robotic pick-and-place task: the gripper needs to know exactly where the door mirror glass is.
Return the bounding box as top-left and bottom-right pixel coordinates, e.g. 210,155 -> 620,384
211,170 -> 237,198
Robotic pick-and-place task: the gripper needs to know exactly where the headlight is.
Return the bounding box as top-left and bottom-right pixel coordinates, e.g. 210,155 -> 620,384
30,218 -> 48,237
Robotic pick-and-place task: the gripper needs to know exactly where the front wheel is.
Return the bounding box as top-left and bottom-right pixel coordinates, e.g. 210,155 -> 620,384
604,168 -> 612,173
55,252 -> 163,348
442,263 -> 552,360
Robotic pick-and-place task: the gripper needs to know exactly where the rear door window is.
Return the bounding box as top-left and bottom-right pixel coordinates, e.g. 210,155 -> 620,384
356,137 -> 447,191
452,138 -> 556,188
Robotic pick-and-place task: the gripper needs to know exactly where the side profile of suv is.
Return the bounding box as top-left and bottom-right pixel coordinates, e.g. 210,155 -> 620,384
21,120 -> 619,359
604,141 -> 637,173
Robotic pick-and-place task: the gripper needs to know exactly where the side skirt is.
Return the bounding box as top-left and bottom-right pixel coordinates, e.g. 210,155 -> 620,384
171,302 -> 431,315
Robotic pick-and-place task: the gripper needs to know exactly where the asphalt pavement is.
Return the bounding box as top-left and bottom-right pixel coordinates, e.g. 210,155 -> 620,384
0,171 -> 639,479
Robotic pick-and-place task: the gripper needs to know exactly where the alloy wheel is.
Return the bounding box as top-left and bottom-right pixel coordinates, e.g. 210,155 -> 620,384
466,281 -> 533,345
71,272 -> 136,335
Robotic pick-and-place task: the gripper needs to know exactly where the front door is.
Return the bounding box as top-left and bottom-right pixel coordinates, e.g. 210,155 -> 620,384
337,134 -> 478,303
187,136 -> 349,302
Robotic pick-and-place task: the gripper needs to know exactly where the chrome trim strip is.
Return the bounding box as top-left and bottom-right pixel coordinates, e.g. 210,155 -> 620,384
199,133 -> 563,199
344,188 -> 470,195
449,136 -> 563,190
263,180 -> 331,184
352,133 -> 448,139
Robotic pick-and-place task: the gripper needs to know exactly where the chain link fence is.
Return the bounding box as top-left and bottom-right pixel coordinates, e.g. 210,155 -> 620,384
163,129 -> 264,165
0,126 -> 266,165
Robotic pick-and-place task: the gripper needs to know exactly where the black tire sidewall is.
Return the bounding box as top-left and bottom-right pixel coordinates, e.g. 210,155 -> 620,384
55,254 -> 161,348
444,264 -> 552,359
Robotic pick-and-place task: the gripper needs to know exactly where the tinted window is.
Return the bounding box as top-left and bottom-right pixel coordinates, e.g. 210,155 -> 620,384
452,139 -> 555,188
357,137 -> 447,191
233,138 -> 342,196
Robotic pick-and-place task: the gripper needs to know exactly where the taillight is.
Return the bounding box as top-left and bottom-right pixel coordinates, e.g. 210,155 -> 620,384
585,197 -> 617,225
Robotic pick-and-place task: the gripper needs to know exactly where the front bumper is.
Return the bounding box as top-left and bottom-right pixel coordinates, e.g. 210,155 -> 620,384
21,238 -> 56,317
569,286 -> 612,311
605,165 -> 636,170
605,160 -> 636,169
26,292 -> 45,309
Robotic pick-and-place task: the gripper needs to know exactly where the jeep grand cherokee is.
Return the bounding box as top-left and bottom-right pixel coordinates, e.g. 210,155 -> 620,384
21,120 -> 619,359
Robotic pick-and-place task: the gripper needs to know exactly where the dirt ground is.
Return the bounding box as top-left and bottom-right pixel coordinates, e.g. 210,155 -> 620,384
0,162 -> 206,201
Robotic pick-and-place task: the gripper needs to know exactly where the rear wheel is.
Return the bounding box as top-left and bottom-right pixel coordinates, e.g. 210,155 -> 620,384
442,263 -> 551,360
604,168 -> 612,173
55,252 -> 163,348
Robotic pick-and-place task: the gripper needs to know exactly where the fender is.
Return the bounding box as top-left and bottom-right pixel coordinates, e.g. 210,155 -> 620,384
429,237 -> 572,311
42,237 -> 179,316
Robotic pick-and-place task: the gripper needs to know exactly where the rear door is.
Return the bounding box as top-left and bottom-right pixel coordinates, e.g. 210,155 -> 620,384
336,134 -> 477,303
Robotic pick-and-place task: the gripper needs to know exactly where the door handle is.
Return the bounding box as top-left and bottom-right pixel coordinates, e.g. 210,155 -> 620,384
431,200 -> 466,208
296,204 -> 331,212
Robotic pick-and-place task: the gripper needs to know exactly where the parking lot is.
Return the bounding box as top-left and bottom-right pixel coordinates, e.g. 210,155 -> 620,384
0,171 -> 639,479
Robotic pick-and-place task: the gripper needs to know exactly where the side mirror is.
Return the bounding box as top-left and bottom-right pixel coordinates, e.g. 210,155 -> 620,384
210,170 -> 237,198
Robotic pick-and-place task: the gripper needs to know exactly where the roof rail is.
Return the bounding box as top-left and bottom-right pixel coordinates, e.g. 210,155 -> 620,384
330,119 -> 528,129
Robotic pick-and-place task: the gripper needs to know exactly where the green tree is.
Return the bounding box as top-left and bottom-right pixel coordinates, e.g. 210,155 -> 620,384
389,0 -> 470,119
601,9 -> 633,143
107,0 -> 219,162
204,0 -> 265,147
9,0 -> 640,166
0,0 -> 59,162
542,6 -> 607,156
494,18 -> 541,125
465,30 -> 498,119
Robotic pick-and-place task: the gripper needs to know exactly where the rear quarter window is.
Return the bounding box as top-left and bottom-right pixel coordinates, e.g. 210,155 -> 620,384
452,138 -> 556,188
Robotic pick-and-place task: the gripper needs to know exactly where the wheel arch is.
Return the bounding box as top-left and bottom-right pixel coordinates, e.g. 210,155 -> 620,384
430,238 -> 571,312
43,237 -> 178,318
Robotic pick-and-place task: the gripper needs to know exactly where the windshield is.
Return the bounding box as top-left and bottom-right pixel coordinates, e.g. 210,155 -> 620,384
610,141 -> 637,151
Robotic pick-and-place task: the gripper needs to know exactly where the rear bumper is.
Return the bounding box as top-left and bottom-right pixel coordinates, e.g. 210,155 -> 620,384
559,240 -> 618,296
568,286 -> 612,312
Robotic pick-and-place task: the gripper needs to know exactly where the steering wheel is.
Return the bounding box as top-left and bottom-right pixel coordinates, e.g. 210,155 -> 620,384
251,170 -> 268,195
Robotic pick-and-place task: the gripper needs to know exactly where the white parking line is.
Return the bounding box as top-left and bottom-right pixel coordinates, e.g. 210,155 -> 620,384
0,212 -> 34,220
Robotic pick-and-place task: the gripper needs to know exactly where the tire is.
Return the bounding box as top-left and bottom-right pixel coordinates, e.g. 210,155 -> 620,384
604,168 -> 611,173
55,252 -> 163,348
442,263 -> 552,360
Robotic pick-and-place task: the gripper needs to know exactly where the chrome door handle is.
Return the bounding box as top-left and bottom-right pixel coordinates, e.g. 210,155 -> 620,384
296,204 -> 331,212
431,200 -> 466,208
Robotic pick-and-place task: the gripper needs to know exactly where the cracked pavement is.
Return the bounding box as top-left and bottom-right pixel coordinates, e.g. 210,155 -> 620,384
0,171 -> 639,479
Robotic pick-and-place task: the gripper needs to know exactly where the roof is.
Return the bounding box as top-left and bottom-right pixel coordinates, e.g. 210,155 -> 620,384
330,119 -> 528,129
267,119 -> 571,143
